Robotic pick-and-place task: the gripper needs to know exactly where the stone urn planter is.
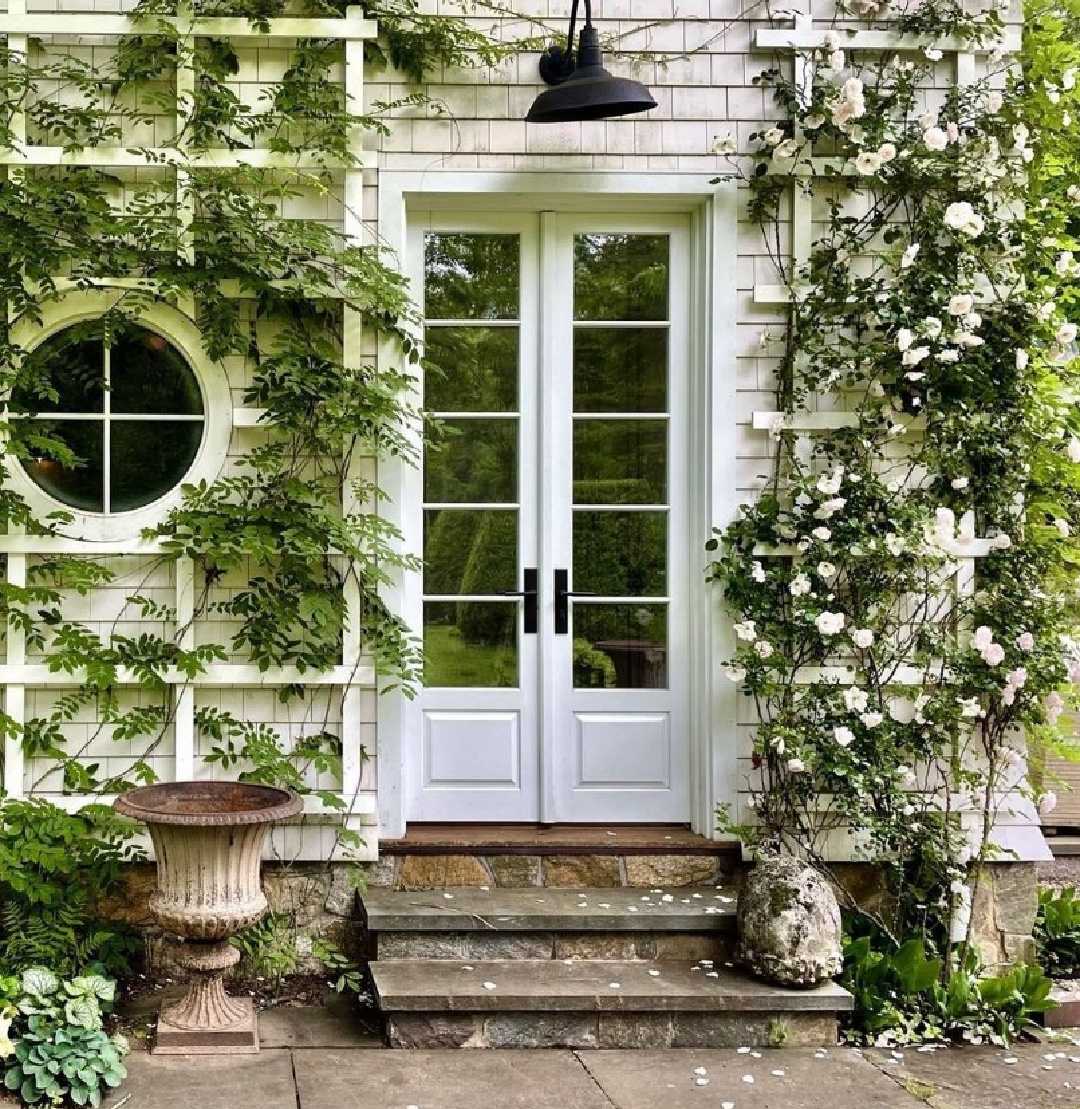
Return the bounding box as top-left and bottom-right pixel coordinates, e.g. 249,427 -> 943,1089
736,855 -> 843,988
114,781 -> 301,1054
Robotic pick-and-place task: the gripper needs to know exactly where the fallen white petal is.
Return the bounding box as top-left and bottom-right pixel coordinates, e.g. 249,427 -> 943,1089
694,1078 -> 709,1087
648,969 -> 661,977
694,1067 -> 708,1076
772,1069 -> 786,1076
483,982 -> 497,990
742,1075 -> 755,1084
609,982 -> 621,989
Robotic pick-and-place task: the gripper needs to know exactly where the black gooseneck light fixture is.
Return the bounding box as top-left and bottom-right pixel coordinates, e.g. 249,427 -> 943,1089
526,0 -> 657,124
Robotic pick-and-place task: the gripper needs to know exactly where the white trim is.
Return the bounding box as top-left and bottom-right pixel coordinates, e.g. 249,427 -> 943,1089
377,171 -> 738,841
5,294 -> 232,542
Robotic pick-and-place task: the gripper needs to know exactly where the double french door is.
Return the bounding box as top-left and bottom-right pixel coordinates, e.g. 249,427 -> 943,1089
407,212 -> 690,823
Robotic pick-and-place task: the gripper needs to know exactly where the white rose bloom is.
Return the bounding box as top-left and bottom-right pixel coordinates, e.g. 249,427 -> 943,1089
943,201 -> 985,237
751,561 -> 767,583
815,611 -> 846,636
763,127 -> 784,146
919,111 -> 938,130
923,127 -> 948,151
833,726 -> 854,747
723,665 -> 746,682
950,477 -> 969,490
1057,321 -> 1078,345
804,113 -> 826,130
888,698 -> 916,724
981,642 -> 1006,666
936,349 -> 960,363
774,139 -> 800,160
733,621 -> 757,642
851,628 -> 874,648
1012,122 -> 1029,150
902,346 -> 930,366
712,133 -> 738,155
923,316 -> 943,338
878,142 -> 897,163
901,243 -> 920,268
789,574 -> 811,597
972,625 -> 994,650
859,711 -> 884,728
1056,517 -> 1071,538
1040,792 -> 1059,815
1065,68 -> 1077,90
924,47 -> 943,61
986,90 -> 1003,113
815,497 -> 847,519
844,686 -> 869,713
960,697 -> 984,718
1068,437 -> 1080,463
1016,349 -> 1030,371
884,534 -> 905,556
811,527 -> 832,541
896,328 -> 914,351
817,471 -> 843,496
786,757 -> 807,773
855,151 -> 881,175
817,561 -> 837,579
829,49 -> 846,73
755,640 -> 774,659
947,293 -> 974,316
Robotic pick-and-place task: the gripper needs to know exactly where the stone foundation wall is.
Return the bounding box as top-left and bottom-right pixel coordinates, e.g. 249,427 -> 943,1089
829,861 -> 1039,972
97,855 -> 1038,979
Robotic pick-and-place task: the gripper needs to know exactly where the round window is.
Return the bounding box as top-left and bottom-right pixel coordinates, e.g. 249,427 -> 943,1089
11,325 -> 206,514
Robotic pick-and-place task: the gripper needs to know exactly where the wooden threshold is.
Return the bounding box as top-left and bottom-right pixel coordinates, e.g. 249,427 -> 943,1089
379,823 -> 738,856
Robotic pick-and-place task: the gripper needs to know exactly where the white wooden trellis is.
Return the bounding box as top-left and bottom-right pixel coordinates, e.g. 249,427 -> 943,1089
747,7 -> 1016,632
0,5 -> 380,852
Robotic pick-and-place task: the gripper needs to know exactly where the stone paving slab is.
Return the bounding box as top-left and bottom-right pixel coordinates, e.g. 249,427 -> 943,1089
259,999 -> 383,1049
579,1047 -> 924,1109
866,1043 -> 1080,1108
102,1047 -> 296,1109
362,887 -> 737,932
293,1048 -> 613,1109
372,959 -> 852,1013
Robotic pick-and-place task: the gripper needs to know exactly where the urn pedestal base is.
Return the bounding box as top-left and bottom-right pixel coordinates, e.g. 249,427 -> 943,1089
155,996 -> 258,1055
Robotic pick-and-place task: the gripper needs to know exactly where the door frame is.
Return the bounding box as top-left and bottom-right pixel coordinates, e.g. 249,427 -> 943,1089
376,170 -> 740,842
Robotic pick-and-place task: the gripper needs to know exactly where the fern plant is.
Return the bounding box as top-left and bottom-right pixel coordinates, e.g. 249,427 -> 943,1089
0,800 -> 141,977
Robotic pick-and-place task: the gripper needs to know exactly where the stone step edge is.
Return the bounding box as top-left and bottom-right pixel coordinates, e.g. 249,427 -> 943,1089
370,959 -> 853,1015
361,888 -> 737,933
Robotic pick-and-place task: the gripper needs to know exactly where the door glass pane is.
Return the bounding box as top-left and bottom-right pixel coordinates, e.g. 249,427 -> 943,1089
573,420 -> 666,504
425,327 -> 518,412
424,509 -> 517,595
424,234 -> 519,320
22,420 -> 104,512
573,603 -> 667,689
574,327 -> 667,413
425,419 -> 518,503
574,234 -> 669,322
573,511 -> 666,596
424,601 -> 518,687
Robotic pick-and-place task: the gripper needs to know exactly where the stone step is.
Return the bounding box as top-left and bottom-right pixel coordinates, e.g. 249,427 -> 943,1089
361,886 -> 737,961
371,958 -> 852,1049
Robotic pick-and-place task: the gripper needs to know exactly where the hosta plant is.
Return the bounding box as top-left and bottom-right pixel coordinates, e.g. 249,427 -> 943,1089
2,968 -> 127,1108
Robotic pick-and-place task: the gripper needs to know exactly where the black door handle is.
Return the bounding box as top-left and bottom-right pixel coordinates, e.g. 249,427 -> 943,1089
498,568 -> 538,633
554,569 -> 595,634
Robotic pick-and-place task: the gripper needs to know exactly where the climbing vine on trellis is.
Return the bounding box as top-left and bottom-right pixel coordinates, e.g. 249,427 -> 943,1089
0,0 -> 520,850
710,0 -> 1080,980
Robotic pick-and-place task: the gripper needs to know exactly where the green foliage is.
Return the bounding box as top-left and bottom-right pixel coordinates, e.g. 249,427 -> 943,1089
310,938 -> 365,996
2,968 -> 127,1109
0,800 -> 140,978
842,928 -> 1056,1045
1035,885 -> 1080,977
230,913 -> 298,988
572,639 -> 616,689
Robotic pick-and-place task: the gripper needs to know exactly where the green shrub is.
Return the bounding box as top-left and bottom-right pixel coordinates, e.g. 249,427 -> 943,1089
0,799 -> 141,978
2,968 -> 127,1108
842,926 -> 1056,1045
1035,886 -> 1080,978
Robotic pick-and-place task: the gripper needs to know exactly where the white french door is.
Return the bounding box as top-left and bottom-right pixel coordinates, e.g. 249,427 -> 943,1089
406,211 -> 690,824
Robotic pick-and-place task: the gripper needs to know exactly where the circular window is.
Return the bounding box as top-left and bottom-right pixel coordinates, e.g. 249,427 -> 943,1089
11,325 -> 206,514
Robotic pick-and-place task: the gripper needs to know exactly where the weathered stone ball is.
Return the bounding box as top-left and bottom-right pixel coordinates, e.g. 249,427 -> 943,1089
736,855 -> 842,988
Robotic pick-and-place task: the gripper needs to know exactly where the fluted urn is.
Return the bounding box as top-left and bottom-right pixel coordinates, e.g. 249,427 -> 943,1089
114,782 -> 301,1055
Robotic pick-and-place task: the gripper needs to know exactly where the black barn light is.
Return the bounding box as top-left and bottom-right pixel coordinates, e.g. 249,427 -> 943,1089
526,0 -> 656,124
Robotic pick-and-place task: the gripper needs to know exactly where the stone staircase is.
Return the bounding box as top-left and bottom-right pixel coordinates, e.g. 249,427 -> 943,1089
361,885 -> 852,1048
